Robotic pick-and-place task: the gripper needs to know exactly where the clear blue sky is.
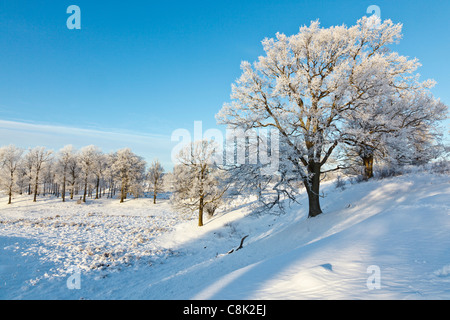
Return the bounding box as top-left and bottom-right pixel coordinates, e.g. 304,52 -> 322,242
0,0 -> 449,168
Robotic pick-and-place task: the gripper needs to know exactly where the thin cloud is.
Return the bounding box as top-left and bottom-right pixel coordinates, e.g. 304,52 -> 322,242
0,120 -> 175,169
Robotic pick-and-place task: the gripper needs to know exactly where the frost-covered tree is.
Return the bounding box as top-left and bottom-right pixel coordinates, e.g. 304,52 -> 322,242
0,145 -> 24,204
104,152 -> 117,198
168,140 -> 229,226
343,67 -> 448,180
41,158 -> 56,196
217,16 -> 437,217
92,152 -> 107,199
67,150 -> 80,200
27,146 -> 53,202
79,145 -> 101,203
147,159 -> 165,204
111,148 -> 147,203
22,150 -> 35,195
15,164 -> 28,196
128,169 -> 146,199
57,145 -> 77,202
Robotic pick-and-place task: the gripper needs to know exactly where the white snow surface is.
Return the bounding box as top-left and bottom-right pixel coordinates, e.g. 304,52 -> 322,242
1,172 -> 449,299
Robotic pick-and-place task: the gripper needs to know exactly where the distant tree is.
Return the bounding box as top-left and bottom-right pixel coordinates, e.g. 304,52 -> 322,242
28,147 -> 53,202
104,152 -> 117,199
0,145 -> 24,204
147,159 -> 165,204
41,159 -> 55,196
67,150 -> 80,200
111,148 -> 147,203
92,152 -> 107,199
22,151 -> 35,195
79,145 -> 101,203
57,145 -> 77,202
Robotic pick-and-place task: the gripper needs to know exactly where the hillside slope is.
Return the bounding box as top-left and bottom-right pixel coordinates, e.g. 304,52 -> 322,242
1,172 -> 449,299
147,172 -> 450,300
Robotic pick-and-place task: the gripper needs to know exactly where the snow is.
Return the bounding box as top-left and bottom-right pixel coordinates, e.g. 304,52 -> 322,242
1,172 -> 449,299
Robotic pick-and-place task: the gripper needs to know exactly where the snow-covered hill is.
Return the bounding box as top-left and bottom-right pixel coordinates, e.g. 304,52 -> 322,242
1,172 -> 449,299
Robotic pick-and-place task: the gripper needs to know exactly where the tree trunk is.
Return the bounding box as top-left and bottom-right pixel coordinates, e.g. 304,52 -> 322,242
306,163 -> 322,218
70,183 -> 74,199
306,188 -> 322,217
108,181 -> 113,199
95,177 -> 99,199
8,171 -> 13,204
62,176 -> 66,202
198,196 -> 204,227
120,178 -> 125,203
153,192 -> 156,204
362,154 -> 374,180
33,169 -> 40,202
83,176 -> 88,203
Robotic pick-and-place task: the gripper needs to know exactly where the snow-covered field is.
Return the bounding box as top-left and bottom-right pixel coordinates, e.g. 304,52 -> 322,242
1,172 -> 450,299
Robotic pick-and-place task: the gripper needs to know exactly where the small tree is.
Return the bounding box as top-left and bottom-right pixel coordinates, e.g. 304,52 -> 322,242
28,147 -> 53,202
79,145 -> 101,203
147,159 -> 165,204
111,148 -> 147,203
92,152 -> 107,199
67,150 -> 80,200
57,145 -> 77,202
0,145 -> 24,204
22,150 -> 35,195
104,152 -> 117,198
168,140 -> 228,226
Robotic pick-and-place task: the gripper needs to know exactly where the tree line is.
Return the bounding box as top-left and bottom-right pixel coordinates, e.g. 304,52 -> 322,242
0,144 -> 165,205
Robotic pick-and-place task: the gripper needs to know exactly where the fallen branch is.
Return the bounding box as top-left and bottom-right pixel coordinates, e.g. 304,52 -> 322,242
227,235 -> 249,254
236,235 -> 249,251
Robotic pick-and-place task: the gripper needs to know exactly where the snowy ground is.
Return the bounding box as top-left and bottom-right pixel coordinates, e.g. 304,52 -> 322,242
1,172 -> 450,299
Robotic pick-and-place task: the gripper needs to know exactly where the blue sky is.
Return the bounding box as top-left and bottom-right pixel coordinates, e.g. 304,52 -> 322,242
0,0 -> 449,169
